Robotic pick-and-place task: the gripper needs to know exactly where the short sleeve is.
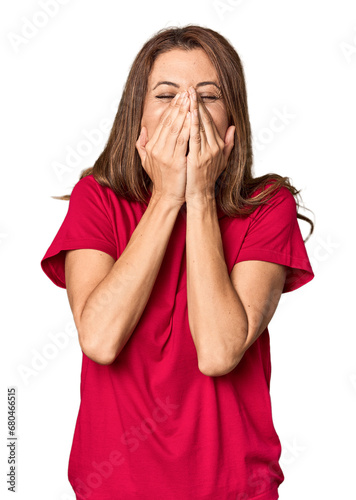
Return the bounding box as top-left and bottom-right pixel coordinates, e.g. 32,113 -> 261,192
235,186 -> 314,293
41,175 -> 117,289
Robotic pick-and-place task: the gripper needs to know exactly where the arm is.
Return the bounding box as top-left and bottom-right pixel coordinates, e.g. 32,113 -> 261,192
65,91 -> 191,365
184,86 -> 286,377
65,194 -> 181,365
186,196 -> 287,377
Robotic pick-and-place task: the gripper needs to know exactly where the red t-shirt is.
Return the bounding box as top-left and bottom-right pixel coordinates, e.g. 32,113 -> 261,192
41,174 -> 314,500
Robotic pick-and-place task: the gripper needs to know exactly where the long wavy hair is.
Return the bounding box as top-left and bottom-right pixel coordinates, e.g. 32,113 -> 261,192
53,24 -> 314,242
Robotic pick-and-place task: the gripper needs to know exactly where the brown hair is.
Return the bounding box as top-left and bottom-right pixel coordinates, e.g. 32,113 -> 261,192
53,24 -> 314,242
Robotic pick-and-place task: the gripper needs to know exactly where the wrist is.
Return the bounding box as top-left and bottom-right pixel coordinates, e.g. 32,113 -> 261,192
186,193 -> 217,213
150,191 -> 185,212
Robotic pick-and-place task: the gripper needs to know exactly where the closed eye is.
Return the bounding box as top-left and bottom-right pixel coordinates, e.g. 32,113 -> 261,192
156,95 -> 219,101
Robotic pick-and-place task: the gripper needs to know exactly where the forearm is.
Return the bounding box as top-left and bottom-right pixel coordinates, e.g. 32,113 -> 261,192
186,196 -> 248,376
81,195 -> 181,364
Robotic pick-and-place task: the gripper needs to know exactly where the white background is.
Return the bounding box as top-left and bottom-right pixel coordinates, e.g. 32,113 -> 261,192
1,0 -> 355,499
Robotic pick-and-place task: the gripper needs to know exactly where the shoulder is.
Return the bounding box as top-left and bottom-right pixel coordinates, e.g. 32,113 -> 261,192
70,174 -> 115,206
67,175 -> 116,222
251,181 -> 296,208
70,175 -> 146,222
247,182 -> 297,226
71,174 -> 101,196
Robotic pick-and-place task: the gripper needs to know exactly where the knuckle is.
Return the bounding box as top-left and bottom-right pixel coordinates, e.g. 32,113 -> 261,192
176,136 -> 186,146
163,116 -> 173,127
192,132 -> 201,143
159,114 -> 168,127
161,155 -> 170,166
150,145 -> 159,158
170,125 -> 180,135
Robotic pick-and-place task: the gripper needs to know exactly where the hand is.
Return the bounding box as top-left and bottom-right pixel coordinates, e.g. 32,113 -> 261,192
135,91 -> 190,207
185,86 -> 235,202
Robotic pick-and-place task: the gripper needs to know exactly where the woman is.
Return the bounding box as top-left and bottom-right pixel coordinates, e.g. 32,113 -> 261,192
41,25 -> 315,500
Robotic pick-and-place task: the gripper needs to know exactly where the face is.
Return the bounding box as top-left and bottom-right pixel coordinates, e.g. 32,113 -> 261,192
141,48 -> 229,147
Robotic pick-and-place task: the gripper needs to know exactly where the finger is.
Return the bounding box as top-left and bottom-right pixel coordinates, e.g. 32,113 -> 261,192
188,88 -> 202,155
174,111 -> 191,159
196,97 -> 220,150
136,126 -> 147,165
149,91 -> 181,146
162,91 -> 190,152
189,88 -> 209,149
222,125 -> 236,162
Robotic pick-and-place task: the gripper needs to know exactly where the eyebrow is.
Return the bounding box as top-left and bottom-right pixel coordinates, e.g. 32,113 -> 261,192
152,81 -> 221,90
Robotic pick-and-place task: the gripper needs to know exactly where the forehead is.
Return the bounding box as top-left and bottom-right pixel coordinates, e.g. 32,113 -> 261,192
148,48 -> 218,88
